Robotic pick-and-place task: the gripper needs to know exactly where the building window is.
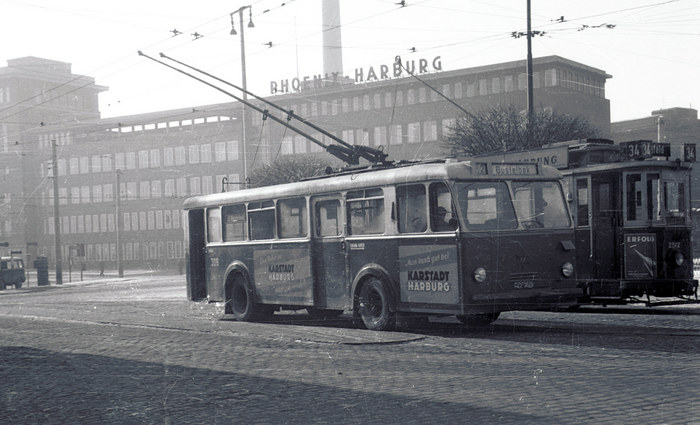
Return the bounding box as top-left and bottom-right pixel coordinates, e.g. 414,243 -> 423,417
151,180 -> 162,198
384,92 -> 393,108
466,82 -> 476,97
294,136 -> 307,154
190,177 -> 201,196
200,144 -> 212,163
69,157 -> 79,175
492,77 -> 501,94
407,89 -> 416,105
504,75 -> 514,92
454,82 -> 463,99
390,124 -> 402,145
227,141 -> 239,160
126,152 -> 136,169
407,122 -> 421,144
479,79 -> 488,96
545,68 -> 557,87
374,126 -> 387,147
188,145 -> 200,164
150,149 -> 161,167
138,150 -> 149,168
175,147 -> 186,165
418,87 -> 427,103
71,187 -> 80,204
423,121 -> 437,142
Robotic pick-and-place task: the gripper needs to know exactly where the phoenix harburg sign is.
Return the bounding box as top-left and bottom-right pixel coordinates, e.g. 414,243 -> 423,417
269,56 -> 443,94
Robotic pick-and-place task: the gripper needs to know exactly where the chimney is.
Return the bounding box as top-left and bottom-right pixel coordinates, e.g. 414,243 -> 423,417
322,0 -> 343,78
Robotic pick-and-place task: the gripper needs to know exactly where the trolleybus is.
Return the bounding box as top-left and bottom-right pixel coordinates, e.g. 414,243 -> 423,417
480,139 -> 698,305
184,160 -> 579,330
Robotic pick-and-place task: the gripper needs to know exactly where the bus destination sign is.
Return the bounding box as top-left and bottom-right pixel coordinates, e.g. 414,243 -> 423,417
488,163 -> 539,176
620,140 -> 670,160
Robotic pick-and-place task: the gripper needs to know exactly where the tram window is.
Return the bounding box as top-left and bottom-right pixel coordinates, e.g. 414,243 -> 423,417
665,181 -> 686,220
626,173 -> 643,221
315,200 -> 341,237
429,183 -> 458,231
575,178 -> 589,227
456,182 -> 515,230
647,173 -> 661,221
248,201 -> 275,240
347,189 -> 385,235
397,185 -> 427,233
206,208 -> 222,243
222,204 -> 245,241
278,198 -> 308,238
512,181 -> 570,228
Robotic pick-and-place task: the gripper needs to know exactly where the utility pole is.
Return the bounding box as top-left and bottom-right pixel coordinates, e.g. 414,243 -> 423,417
230,6 -> 254,187
51,139 -> 62,285
115,169 -> 123,278
526,0 -> 534,119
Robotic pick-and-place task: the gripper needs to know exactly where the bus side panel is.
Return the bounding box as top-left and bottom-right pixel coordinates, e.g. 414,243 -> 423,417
346,238 -> 398,301
253,243 -> 314,306
186,209 -> 207,301
397,241 -> 461,313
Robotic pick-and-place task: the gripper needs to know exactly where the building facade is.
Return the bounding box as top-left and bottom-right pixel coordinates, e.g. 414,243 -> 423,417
2,55 -> 611,272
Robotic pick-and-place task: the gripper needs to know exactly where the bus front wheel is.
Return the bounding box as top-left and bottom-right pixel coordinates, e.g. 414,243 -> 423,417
228,276 -> 257,321
355,277 -> 395,331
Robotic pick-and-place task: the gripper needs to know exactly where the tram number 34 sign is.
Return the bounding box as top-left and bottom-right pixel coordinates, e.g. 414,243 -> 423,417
620,141 -> 670,160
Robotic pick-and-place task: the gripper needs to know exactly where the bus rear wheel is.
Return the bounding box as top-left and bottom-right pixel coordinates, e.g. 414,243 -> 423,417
356,277 -> 395,331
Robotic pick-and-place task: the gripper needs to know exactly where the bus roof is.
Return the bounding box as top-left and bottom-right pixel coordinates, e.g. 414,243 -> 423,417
184,160 -> 563,210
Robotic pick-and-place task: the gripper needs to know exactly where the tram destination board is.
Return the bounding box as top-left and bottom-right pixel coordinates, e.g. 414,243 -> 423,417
620,140 -> 670,160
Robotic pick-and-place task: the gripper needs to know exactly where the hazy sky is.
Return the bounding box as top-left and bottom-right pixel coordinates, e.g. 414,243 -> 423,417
2,0 -> 698,123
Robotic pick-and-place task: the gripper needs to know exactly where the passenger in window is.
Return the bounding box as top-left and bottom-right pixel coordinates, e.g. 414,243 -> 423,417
432,206 -> 457,231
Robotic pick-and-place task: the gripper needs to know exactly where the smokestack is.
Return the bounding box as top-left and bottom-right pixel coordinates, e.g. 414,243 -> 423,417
322,0 -> 343,77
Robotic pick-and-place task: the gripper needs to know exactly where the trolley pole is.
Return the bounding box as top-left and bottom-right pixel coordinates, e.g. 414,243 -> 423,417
51,140 -> 63,285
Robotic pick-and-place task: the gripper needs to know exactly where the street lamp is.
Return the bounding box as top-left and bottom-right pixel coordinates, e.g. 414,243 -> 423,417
230,6 -> 254,187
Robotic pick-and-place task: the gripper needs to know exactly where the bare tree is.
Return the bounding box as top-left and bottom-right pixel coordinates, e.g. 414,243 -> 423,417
247,155 -> 332,188
443,104 -> 600,156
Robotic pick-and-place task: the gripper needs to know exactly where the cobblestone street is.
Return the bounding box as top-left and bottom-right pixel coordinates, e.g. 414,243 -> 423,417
1,274 -> 699,424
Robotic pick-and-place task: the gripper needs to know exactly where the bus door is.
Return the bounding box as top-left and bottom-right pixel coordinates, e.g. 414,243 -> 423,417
311,195 -> 347,310
591,173 -> 619,279
573,176 -> 595,276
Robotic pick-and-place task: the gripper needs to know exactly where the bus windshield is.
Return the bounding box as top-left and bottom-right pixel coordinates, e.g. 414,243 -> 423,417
455,180 -> 570,230
511,181 -> 571,229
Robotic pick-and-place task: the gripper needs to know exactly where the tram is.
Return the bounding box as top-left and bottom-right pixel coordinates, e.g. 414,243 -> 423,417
184,160 -> 580,330
480,139 -> 698,305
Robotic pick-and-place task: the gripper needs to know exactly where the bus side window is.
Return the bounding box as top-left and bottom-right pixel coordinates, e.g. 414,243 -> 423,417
347,189 -> 385,235
206,208 -> 222,243
278,198 -> 308,238
397,185 -> 427,233
429,182 -> 457,231
249,201 -> 275,240
316,200 -> 341,237
222,204 -> 246,241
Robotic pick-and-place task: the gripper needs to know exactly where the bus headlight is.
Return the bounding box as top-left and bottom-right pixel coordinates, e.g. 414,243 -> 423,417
561,262 -> 574,277
674,252 -> 685,266
473,267 -> 487,283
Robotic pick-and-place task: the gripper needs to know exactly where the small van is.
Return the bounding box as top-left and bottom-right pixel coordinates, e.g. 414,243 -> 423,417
1,256 -> 26,289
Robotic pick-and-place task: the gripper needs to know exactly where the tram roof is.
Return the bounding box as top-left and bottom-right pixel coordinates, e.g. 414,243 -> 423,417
184,159 -> 563,209
561,158 -> 693,176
